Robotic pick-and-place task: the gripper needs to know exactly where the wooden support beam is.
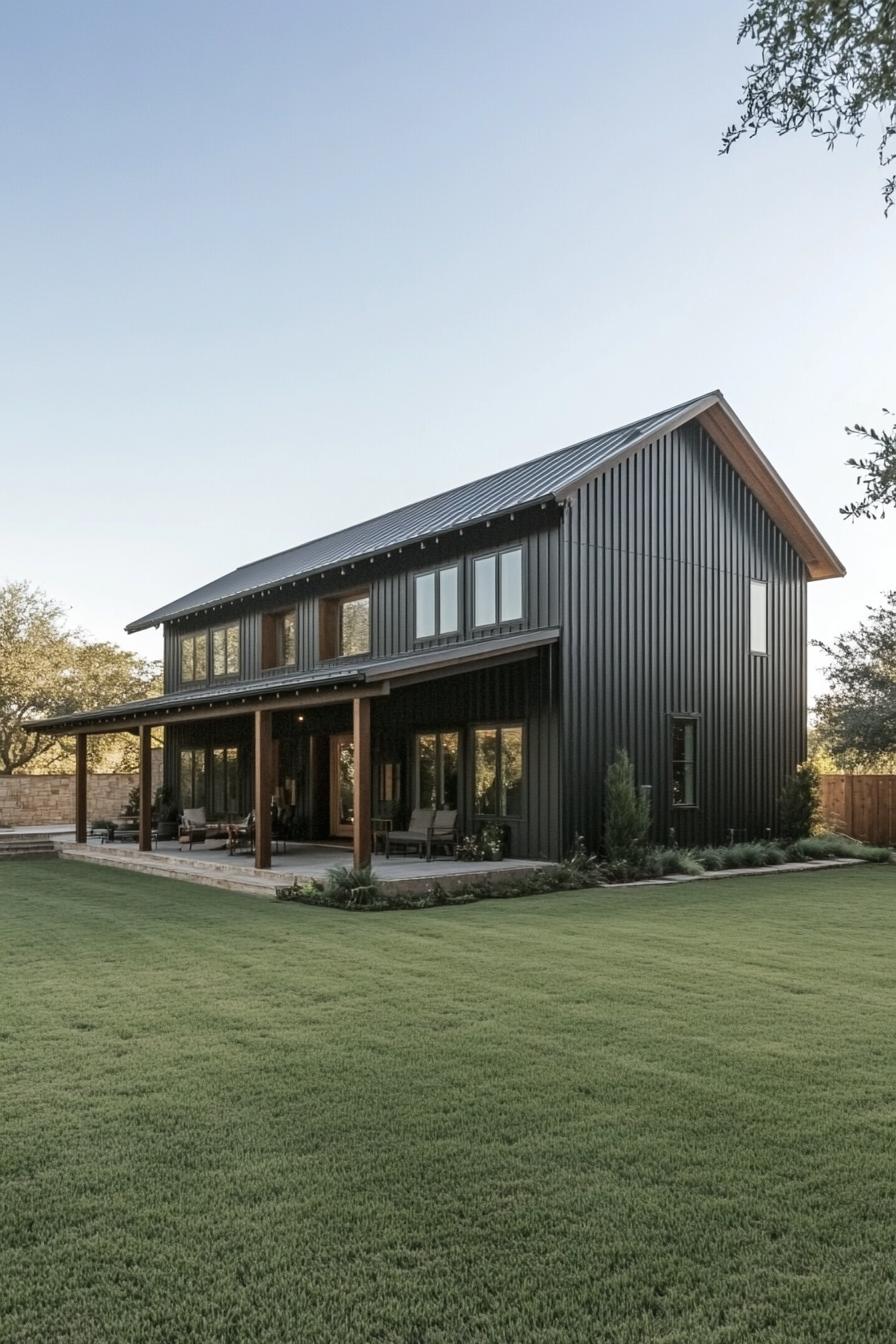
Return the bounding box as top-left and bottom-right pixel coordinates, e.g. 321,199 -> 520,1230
352,695 -> 371,870
74,734 -> 87,844
138,725 -> 153,852
254,708 -> 272,870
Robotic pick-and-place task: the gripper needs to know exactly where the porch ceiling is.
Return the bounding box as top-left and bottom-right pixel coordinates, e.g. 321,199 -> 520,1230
25,627 -> 559,736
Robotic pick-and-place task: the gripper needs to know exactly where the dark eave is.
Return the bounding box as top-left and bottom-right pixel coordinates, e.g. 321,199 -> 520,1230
25,628 -> 560,735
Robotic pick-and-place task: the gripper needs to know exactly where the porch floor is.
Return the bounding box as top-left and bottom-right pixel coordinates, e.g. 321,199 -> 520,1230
59,837 -> 550,897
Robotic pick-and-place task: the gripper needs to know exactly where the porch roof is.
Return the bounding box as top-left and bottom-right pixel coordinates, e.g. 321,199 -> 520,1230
25,627 -> 560,735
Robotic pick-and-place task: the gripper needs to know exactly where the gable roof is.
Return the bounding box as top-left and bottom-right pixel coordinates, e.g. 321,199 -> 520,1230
126,391 -> 843,632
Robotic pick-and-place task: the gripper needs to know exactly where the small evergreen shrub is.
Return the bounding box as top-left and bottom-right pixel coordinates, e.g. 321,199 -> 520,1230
603,749 -> 651,862
778,761 -> 822,841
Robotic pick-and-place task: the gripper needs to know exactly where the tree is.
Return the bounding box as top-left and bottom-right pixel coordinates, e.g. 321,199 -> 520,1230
841,410 -> 896,519
603,749 -> 652,860
777,760 -> 822,838
723,3 -> 895,515
721,0 -> 896,212
812,590 -> 896,767
0,581 -> 161,775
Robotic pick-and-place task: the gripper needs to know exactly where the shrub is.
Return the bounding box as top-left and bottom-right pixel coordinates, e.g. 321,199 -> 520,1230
603,749 -> 651,861
786,834 -> 893,863
778,761 -> 822,841
456,823 -> 504,861
654,848 -> 705,877
555,834 -> 602,887
322,865 -> 384,908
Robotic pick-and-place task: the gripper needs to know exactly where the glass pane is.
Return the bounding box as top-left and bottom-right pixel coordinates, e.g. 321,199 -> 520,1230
212,748 -> 224,816
500,549 -> 523,622
226,748 -> 239,815
417,733 -> 437,808
672,762 -> 695,807
415,572 -> 436,639
500,726 -> 523,816
340,596 -> 369,655
280,612 -> 297,664
213,629 -> 226,677
226,625 -> 239,675
440,731 -> 459,808
474,728 -> 498,813
179,750 -> 193,806
750,580 -> 767,654
180,639 -> 191,682
194,633 -> 207,679
338,743 -> 354,824
439,566 -> 458,634
474,556 -> 496,626
193,749 -> 206,808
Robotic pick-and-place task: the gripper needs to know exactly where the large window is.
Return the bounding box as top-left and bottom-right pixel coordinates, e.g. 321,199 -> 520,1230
415,565 -> 459,639
415,731 -> 459,809
212,623 -> 240,678
211,746 -> 240,818
750,580 -> 768,655
671,718 -> 698,807
179,748 -> 206,809
474,547 -> 523,627
473,725 -> 523,816
180,632 -> 207,683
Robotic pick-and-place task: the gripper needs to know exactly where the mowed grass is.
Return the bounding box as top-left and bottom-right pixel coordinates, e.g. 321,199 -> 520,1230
1,862 -> 895,1344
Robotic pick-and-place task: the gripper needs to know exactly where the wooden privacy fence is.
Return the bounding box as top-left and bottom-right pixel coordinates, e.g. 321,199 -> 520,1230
820,776 -> 896,847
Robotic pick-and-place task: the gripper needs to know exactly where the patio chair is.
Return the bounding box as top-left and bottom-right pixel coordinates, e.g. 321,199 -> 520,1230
178,808 -> 207,850
428,809 -> 459,859
384,808 -> 435,860
227,812 -> 255,856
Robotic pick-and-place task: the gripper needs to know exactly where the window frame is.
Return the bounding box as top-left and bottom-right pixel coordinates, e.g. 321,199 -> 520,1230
178,747 -> 207,810
749,579 -> 768,657
210,745 -> 241,819
179,631 -> 208,685
472,722 -> 525,818
211,622 -> 240,680
414,563 -> 460,641
670,715 -> 699,810
472,545 -> 524,630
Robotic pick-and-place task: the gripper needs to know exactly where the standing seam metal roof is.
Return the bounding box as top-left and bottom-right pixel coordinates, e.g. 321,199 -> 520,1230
126,394 -> 712,631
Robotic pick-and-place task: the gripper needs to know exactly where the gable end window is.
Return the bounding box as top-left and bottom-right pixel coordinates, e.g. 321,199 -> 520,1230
180,632 -> 208,684
750,580 -> 768,655
212,623 -> 240,678
474,547 -> 523,628
671,718 -> 698,808
415,565 -> 459,639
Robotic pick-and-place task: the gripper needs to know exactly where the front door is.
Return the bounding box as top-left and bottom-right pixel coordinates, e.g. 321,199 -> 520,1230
329,733 -> 354,837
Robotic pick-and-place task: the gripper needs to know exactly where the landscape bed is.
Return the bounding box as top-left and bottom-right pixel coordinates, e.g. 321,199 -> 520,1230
2,857 -> 895,1342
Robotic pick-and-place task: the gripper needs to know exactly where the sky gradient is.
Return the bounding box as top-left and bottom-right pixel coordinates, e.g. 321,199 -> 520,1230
2,1 -> 892,697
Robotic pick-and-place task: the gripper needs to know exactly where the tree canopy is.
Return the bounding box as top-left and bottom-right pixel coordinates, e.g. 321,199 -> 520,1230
722,0 -> 896,212
0,581 -> 161,775
812,590 -> 896,767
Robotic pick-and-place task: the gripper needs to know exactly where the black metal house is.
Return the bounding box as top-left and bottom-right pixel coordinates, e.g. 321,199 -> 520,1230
29,391 -> 844,867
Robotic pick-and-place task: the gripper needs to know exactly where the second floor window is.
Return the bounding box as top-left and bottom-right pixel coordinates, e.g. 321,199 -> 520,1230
750,580 -> 768,655
212,623 -> 240,678
276,610 -> 297,665
474,547 -> 523,627
339,593 -> 369,656
415,565 -> 459,638
180,632 -> 207,683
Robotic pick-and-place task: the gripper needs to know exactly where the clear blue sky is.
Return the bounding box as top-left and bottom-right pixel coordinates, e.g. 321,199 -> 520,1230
2,1 -> 891,697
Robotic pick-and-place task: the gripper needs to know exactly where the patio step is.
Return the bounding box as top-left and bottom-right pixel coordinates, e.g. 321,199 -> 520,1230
60,844 -> 282,896
0,836 -> 59,858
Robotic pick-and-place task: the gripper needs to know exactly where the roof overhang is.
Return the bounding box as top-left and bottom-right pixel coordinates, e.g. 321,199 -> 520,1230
25,628 -> 559,736
553,392 -> 845,582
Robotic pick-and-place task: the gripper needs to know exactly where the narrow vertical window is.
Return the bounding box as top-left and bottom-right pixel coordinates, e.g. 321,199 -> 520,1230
179,748 -> 207,809
473,725 -> 524,816
415,572 -> 436,638
439,566 -> 458,634
212,623 -> 240,678
180,632 -> 208,683
671,719 -> 697,807
339,594 -> 369,655
750,580 -> 768,655
500,548 -> 523,622
474,555 -> 496,626
415,731 -> 459,808
277,611 -> 297,665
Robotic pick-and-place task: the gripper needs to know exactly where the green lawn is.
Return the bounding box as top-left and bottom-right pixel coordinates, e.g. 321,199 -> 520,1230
1,861 -> 895,1344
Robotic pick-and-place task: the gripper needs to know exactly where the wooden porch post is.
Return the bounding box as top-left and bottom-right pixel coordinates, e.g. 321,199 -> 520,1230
74,733 -> 87,844
254,709 -> 272,870
352,696 -> 371,870
138,725 -> 153,852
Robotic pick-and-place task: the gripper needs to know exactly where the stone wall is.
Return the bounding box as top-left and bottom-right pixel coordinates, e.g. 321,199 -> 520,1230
0,752 -> 163,828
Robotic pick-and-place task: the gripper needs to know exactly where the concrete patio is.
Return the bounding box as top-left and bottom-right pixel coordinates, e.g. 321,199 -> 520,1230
58,836 -> 550,897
